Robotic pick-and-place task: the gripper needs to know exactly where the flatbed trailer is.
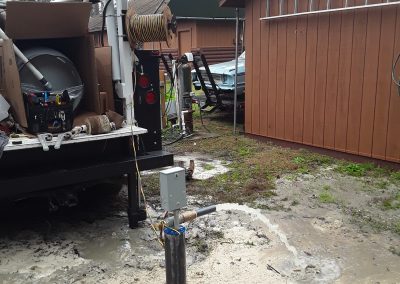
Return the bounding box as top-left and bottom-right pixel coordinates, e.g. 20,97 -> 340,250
0,126 -> 173,228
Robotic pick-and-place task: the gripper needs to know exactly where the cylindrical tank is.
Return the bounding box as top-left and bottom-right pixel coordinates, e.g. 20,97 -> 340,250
177,62 -> 192,111
16,47 -> 84,110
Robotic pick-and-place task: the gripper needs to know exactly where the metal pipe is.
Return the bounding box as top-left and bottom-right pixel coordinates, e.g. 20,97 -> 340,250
173,210 -> 180,229
266,0 -> 270,17
105,0 -> 121,81
154,205 -> 217,230
165,227 -> 186,284
261,1 -> 400,20
175,16 -> 245,21
0,27 -> 52,91
233,7 -> 239,135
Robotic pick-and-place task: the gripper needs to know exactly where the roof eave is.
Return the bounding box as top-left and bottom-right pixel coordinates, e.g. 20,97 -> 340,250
219,0 -> 245,8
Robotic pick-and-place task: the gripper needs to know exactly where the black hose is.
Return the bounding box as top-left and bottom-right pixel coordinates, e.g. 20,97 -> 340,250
101,0 -> 112,47
162,134 -> 184,146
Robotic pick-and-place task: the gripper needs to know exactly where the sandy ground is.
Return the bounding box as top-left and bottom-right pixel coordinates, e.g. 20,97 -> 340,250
0,160 -> 399,284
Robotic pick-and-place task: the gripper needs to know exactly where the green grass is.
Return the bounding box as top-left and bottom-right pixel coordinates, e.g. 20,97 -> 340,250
376,180 -> 389,189
336,163 -> 372,177
202,163 -> 215,171
319,192 -> 335,203
391,171 -> 400,182
322,185 -> 331,191
382,193 -> 400,210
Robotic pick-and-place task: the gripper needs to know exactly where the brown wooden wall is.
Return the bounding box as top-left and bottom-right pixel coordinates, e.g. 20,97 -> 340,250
196,21 -> 237,47
245,0 -> 400,162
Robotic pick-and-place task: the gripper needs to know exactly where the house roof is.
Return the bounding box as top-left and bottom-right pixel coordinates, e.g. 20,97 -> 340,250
169,0 -> 240,18
89,0 -> 243,32
219,0 -> 245,8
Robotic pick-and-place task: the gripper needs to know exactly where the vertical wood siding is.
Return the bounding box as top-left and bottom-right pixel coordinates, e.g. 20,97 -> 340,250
245,0 -> 400,162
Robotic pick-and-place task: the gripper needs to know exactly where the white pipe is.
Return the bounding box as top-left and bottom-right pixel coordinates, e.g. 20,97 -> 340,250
261,1 -> 400,20
173,60 -> 182,131
105,0 -> 121,81
175,16 -> 245,21
0,27 -> 52,90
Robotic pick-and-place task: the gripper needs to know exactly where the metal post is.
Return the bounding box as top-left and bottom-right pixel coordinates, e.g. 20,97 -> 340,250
309,0 -> 314,11
294,0 -> 298,13
279,0 -> 284,15
266,0 -> 270,17
233,8 -> 239,135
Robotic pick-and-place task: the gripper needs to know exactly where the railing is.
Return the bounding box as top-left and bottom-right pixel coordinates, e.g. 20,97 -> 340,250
261,0 -> 400,20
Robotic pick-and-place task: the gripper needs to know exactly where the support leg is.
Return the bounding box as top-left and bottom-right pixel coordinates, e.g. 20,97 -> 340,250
127,171 -> 146,228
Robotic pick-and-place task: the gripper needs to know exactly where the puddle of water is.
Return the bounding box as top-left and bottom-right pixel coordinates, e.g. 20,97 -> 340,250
217,203 -> 342,283
142,154 -> 230,180
174,155 -> 230,180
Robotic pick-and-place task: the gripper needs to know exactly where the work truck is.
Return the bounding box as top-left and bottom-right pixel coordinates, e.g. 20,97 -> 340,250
0,0 -> 174,228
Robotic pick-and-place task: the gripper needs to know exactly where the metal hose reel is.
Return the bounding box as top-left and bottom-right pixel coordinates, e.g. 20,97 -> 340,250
17,47 -> 84,110
125,5 -> 176,49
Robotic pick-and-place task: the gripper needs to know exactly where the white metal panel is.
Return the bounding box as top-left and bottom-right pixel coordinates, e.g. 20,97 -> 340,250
4,125 -> 147,151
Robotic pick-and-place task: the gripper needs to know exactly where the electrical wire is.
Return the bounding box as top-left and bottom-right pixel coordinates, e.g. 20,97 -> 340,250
392,53 -> 400,96
101,0 -> 112,47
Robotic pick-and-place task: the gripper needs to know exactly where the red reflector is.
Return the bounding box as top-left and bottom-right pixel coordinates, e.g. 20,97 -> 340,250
145,91 -> 156,104
138,74 -> 150,88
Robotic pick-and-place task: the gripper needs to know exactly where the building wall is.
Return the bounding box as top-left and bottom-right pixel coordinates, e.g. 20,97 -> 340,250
143,19 -> 239,63
196,21 -> 237,47
245,0 -> 400,162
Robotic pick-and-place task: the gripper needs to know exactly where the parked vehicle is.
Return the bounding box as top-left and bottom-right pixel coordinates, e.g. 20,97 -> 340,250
192,51 -> 245,96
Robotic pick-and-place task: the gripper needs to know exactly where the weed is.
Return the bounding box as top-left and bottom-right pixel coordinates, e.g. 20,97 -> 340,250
238,146 -> 251,157
210,231 -> 224,239
202,163 -> 215,171
376,180 -> 389,189
297,166 -> 310,174
391,171 -> 400,182
382,193 -> 400,210
293,156 -> 306,164
337,163 -> 368,177
193,239 -> 209,254
395,222 -> 400,234
389,246 -> 400,257
322,185 -> 331,191
319,192 -> 335,203
291,200 -> 299,206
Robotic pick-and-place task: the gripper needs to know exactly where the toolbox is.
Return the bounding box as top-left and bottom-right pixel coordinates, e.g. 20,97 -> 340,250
23,90 -> 73,134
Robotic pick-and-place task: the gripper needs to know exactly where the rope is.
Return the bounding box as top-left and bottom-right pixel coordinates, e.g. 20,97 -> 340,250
126,6 -> 175,49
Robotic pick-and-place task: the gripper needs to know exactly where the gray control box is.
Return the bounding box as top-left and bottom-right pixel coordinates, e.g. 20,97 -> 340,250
159,167 -> 187,211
